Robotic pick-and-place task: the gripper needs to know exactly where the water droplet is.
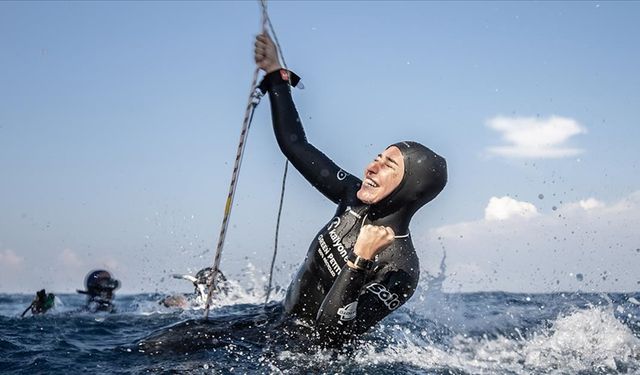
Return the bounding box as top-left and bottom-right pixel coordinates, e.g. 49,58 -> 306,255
576,273 -> 584,281
538,194 -> 544,199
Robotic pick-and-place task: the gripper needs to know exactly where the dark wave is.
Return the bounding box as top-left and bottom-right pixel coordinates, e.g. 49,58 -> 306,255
0,291 -> 638,374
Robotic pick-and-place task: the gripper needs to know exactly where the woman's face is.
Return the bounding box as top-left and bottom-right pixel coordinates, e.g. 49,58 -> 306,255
356,146 -> 405,204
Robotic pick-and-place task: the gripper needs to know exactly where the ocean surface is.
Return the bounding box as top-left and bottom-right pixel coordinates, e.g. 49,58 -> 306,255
1,279 -> 639,374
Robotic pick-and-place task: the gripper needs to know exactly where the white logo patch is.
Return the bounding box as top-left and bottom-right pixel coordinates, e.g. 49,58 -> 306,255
327,216 -> 341,230
366,283 -> 401,310
337,301 -> 358,321
336,169 -> 347,181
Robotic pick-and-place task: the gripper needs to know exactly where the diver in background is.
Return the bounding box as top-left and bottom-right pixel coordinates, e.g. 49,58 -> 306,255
77,269 -> 120,313
161,267 -> 228,308
21,289 -> 55,317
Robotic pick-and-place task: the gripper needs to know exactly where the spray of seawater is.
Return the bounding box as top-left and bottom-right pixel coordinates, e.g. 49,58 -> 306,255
236,251 -> 640,374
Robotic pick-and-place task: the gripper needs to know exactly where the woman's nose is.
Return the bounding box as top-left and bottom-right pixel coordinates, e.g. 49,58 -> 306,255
368,161 -> 381,173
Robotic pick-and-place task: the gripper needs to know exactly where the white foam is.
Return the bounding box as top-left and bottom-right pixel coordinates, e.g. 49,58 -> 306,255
130,263 -> 288,315
348,306 -> 640,374
197,262 -> 288,310
523,306 -> 640,372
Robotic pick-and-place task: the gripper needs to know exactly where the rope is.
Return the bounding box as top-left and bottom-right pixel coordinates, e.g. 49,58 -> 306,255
203,1 -> 269,319
261,2 -> 293,306
264,161 -> 288,305
204,0 -> 293,316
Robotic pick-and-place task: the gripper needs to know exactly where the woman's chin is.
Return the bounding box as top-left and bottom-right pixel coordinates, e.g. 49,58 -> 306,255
357,190 -> 376,204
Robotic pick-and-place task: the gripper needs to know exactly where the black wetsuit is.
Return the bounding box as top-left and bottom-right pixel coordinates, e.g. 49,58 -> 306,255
260,70 -> 448,345
83,296 -> 116,313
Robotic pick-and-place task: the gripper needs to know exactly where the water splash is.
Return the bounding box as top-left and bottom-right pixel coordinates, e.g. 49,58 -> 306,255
346,305 -> 640,374
523,305 -> 640,372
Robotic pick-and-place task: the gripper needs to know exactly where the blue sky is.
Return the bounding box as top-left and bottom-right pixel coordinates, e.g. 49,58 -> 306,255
1,1 -> 639,293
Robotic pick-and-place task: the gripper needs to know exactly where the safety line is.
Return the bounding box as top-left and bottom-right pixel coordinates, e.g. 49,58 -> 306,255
264,161 -> 288,305
262,2 -> 293,306
203,0 -> 269,319
204,0 -> 293,316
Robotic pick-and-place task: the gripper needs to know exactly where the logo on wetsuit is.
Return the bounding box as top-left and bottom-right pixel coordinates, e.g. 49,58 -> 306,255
328,217 -> 341,230
366,283 -> 400,310
337,301 -> 358,321
316,216 -> 350,277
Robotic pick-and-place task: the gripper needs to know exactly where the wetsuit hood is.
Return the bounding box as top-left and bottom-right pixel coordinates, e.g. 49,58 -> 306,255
368,141 -> 447,229
77,269 -> 120,298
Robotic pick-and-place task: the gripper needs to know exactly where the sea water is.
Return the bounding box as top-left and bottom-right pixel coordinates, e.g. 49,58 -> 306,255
1,279 -> 639,374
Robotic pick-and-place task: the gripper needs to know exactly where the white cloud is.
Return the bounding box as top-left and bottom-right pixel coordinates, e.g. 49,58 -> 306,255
0,249 -> 24,267
416,191 -> 640,293
485,196 -> 539,221
486,116 -> 587,158
579,198 -> 605,210
59,248 -> 83,268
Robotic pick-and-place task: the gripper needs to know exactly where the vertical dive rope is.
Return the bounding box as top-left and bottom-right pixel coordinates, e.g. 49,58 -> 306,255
264,161 -> 288,305
204,0 -> 292,317
203,1 -> 268,319
262,1 -> 293,306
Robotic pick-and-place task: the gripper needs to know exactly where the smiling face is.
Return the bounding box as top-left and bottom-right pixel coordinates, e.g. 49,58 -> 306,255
356,146 -> 405,204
